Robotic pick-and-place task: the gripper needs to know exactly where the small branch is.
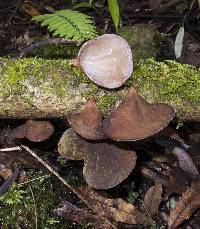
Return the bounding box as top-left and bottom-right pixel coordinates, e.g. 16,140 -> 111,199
0,146 -> 21,152
19,38 -> 79,57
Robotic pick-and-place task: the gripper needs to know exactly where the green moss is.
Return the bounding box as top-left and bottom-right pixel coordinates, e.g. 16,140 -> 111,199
119,24 -> 163,64
30,44 -> 80,59
0,57 -> 199,120
128,59 -> 200,119
96,93 -> 122,114
0,170 -> 90,229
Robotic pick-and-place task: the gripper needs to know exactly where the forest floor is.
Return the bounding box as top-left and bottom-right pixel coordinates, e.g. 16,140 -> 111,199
0,0 -> 200,229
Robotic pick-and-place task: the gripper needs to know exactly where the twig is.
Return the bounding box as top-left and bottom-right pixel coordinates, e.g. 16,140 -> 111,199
0,146 -> 21,152
19,38 -> 79,57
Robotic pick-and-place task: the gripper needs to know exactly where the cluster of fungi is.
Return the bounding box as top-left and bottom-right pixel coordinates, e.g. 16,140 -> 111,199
59,34 -> 175,190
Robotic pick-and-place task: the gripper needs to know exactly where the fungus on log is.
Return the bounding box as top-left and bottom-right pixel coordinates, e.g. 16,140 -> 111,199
10,120 -> 54,142
102,88 -> 175,141
68,98 -> 105,140
0,57 -> 199,121
75,34 -> 133,89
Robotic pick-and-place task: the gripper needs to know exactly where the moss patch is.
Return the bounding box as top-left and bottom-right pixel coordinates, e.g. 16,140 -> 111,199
0,170 -> 90,229
119,24 -> 163,64
0,57 -> 199,120
127,59 -> 200,119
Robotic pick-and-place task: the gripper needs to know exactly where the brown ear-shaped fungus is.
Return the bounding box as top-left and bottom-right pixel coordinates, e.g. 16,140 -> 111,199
68,98 -> 105,140
102,88 -> 175,141
83,142 -> 137,189
58,128 -> 85,160
58,129 -> 136,189
10,120 -> 54,142
77,34 -> 133,89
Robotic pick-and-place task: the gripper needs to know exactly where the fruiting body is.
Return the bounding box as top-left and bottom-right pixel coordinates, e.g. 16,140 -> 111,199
68,98 -> 105,140
77,34 -> 133,89
102,88 -> 175,141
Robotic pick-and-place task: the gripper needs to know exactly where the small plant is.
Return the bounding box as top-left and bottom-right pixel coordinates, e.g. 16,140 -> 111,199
32,9 -> 98,42
108,0 -> 120,32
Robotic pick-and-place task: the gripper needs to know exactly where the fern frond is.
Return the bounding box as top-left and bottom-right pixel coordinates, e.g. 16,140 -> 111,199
32,9 -> 98,42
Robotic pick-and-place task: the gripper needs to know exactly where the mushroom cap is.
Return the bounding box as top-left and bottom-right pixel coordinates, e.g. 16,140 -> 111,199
58,128 -> 86,160
102,88 -> 175,141
68,98 -> 105,140
10,120 -> 54,142
78,34 -> 133,89
58,128 -> 137,189
83,142 -> 137,189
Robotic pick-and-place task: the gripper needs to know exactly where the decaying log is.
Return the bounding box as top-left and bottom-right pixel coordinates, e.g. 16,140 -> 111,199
0,57 -> 199,121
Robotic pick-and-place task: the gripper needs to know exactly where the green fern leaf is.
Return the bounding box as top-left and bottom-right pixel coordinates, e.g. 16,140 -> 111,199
32,9 -> 98,42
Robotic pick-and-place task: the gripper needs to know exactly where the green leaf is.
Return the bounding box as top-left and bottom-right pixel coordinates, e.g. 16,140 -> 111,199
108,0 -> 120,32
73,3 -> 96,9
32,9 -> 98,42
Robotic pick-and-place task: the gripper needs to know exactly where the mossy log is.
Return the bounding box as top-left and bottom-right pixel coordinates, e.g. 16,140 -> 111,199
0,57 -> 199,121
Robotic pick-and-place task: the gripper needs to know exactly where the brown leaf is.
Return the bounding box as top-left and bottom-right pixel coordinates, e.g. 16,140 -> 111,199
77,187 -> 147,225
168,179 -> 200,229
167,166 -> 192,195
0,164 -> 12,179
172,147 -> 199,178
54,201 -> 113,229
143,182 -> 162,216
21,3 -> 41,17
178,32 -> 200,68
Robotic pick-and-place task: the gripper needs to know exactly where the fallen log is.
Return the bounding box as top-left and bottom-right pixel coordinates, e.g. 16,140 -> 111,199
0,57 -> 199,121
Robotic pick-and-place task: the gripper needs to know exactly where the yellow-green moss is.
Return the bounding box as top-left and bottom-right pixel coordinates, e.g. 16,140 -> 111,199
118,24 -> 163,64
25,43 -> 80,59
128,59 -> 200,119
0,57 -> 199,120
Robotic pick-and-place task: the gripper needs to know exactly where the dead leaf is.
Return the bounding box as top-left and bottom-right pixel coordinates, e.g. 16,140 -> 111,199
172,147 -> 199,178
143,182 -> 162,216
54,200 -> 113,229
167,166 -> 192,195
0,164 -> 12,179
178,32 -> 200,67
77,187 -> 147,225
168,179 -> 200,229
21,3 -> 41,17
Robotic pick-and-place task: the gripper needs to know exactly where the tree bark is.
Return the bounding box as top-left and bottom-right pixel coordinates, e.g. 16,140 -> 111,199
0,57 -> 199,121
